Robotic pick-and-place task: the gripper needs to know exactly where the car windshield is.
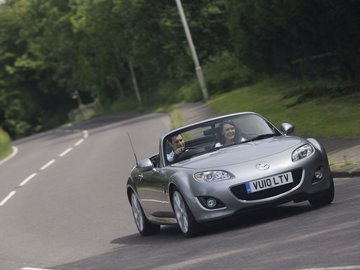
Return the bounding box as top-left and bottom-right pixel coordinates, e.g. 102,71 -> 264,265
164,113 -> 281,164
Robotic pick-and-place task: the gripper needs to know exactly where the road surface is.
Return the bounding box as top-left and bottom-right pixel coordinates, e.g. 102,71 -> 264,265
0,113 -> 359,270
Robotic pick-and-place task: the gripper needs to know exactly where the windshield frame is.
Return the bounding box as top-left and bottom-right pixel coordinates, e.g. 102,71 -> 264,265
161,112 -> 282,166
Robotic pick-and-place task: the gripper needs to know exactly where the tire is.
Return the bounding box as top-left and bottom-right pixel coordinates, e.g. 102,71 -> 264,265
309,176 -> 335,207
130,192 -> 160,236
172,189 -> 201,238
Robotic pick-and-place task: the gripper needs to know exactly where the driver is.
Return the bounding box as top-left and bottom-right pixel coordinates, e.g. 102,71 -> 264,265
167,133 -> 186,162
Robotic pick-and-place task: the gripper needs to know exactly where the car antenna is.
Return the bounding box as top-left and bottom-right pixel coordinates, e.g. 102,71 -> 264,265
127,132 -> 138,165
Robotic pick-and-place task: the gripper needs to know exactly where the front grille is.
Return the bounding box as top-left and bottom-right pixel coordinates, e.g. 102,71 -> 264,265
230,168 -> 303,201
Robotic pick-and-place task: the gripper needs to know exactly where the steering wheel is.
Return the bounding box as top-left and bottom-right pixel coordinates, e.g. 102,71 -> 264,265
176,147 -> 199,161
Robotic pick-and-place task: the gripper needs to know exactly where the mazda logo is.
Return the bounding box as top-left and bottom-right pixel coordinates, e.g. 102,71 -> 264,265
256,162 -> 270,170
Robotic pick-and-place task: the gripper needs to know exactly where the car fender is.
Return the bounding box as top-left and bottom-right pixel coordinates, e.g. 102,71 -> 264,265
307,138 -> 327,157
306,138 -> 322,151
307,138 -> 331,171
168,170 -> 196,207
127,176 -> 138,204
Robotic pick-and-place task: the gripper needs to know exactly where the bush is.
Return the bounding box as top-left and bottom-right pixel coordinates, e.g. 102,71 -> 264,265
0,128 -> 12,160
148,81 -> 183,105
99,98 -> 140,114
177,82 -> 203,102
202,51 -> 254,95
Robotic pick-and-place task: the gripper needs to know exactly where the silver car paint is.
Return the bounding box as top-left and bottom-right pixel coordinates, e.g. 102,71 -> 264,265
127,112 -> 332,225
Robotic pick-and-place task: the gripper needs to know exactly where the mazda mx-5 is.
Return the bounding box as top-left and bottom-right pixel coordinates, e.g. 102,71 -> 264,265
127,112 -> 334,237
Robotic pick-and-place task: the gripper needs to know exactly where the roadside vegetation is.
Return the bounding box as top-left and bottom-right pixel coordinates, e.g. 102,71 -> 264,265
0,128 -> 12,161
207,79 -> 360,137
0,0 -> 358,143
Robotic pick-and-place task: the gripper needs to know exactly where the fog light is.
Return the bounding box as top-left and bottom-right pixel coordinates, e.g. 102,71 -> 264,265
313,166 -> 324,182
198,196 -> 225,209
206,198 -> 217,208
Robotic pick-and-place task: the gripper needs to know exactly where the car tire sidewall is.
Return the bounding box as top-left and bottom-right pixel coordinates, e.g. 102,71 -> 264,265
130,192 -> 160,236
309,176 -> 335,207
172,189 -> 200,238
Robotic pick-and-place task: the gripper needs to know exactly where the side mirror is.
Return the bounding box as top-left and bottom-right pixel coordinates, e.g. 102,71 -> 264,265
136,158 -> 154,172
280,123 -> 295,136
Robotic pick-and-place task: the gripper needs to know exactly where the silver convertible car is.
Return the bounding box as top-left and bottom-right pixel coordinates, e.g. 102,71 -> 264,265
127,112 -> 334,237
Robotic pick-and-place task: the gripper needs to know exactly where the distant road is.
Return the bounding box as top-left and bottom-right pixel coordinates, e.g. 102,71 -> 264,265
0,113 -> 359,270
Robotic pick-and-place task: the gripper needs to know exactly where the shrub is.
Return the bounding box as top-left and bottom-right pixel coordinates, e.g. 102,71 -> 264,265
177,82 -> 203,102
0,128 -> 12,160
202,51 -> 254,95
149,81 -> 183,105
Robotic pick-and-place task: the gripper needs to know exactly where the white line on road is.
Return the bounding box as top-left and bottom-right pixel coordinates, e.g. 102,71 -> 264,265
0,190 -> 16,206
40,159 -> 56,170
75,138 -> 84,146
59,147 -> 73,157
18,173 -> 37,187
21,267 -> 54,270
0,129 -> 89,207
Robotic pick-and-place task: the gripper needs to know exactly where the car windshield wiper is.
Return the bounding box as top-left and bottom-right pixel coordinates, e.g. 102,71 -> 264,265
242,133 -> 276,143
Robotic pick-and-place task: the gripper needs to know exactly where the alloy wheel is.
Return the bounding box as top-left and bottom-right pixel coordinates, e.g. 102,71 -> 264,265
131,193 -> 144,232
173,191 -> 189,233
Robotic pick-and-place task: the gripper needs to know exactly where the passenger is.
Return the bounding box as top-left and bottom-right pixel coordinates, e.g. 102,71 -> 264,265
167,133 -> 186,162
214,120 -> 244,148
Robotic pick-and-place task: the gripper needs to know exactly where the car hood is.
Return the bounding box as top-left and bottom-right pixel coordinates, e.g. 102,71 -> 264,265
172,136 -> 306,170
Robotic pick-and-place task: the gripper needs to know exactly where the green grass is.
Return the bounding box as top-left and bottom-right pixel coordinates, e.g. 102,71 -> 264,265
169,108 -> 185,129
0,128 -> 12,161
207,79 -> 360,137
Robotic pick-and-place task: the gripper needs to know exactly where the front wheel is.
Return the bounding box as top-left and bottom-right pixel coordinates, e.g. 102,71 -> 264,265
309,176 -> 335,207
172,189 -> 201,237
130,192 -> 160,236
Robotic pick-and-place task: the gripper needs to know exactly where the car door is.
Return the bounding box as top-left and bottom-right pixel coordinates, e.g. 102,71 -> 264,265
137,168 -> 174,219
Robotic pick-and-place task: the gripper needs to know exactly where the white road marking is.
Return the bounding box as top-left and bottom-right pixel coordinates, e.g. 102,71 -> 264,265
75,138 -> 84,146
18,173 -> 37,187
0,129 -> 89,207
21,267 -> 54,270
0,191 -> 16,206
40,159 -> 56,170
0,146 -> 18,165
59,147 -> 73,157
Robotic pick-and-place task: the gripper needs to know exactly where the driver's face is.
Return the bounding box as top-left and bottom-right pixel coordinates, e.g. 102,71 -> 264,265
171,134 -> 185,153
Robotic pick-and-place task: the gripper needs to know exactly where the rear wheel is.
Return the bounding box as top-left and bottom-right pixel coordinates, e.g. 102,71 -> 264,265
130,192 -> 160,236
309,176 -> 335,207
172,189 -> 201,237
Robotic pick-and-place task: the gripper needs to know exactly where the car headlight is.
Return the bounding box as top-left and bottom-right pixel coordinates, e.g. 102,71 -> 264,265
193,170 -> 234,182
292,144 -> 314,161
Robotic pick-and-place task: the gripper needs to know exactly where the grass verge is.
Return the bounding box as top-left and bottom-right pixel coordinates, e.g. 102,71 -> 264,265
0,128 -> 12,161
207,79 -> 360,137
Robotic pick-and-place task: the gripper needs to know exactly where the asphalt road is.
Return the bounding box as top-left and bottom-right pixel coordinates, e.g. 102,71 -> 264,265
0,113 -> 359,270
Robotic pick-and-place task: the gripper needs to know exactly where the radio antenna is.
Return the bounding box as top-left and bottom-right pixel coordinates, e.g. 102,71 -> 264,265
127,133 -> 138,165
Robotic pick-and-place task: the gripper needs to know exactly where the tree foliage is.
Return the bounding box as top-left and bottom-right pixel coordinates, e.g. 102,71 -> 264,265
0,0 -> 359,138
226,0 -> 360,78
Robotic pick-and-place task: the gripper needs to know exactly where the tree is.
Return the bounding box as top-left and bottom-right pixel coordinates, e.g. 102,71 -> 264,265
226,0 -> 360,79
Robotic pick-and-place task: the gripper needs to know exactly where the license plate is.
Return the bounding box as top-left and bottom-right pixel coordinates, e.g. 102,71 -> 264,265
245,172 -> 294,194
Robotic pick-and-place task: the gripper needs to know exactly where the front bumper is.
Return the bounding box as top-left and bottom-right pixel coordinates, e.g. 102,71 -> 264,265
183,153 -> 332,223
